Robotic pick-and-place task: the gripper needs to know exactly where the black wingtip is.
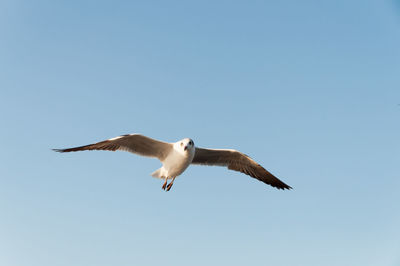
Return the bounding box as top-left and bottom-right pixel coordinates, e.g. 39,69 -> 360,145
52,148 -> 65,153
274,183 -> 292,190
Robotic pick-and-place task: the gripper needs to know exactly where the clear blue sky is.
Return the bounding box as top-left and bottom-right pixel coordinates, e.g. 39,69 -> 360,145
1,1 -> 399,265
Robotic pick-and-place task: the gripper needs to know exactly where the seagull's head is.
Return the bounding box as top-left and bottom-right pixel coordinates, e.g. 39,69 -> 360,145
175,138 -> 195,155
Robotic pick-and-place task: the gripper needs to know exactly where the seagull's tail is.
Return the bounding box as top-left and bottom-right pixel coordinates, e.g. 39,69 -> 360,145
151,168 -> 163,179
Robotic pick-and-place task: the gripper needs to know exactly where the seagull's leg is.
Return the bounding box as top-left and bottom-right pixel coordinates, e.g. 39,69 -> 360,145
166,176 -> 176,191
162,176 -> 168,190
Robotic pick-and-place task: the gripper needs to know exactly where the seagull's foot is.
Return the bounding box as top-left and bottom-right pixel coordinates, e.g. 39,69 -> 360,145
162,181 -> 167,190
166,182 -> 173,191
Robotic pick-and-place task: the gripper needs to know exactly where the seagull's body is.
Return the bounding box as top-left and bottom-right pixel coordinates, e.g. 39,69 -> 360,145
54,134 -> 291,191
150,138 -> 195,189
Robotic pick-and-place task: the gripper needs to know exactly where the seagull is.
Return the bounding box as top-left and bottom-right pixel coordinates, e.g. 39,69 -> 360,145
53,134 -> 291,191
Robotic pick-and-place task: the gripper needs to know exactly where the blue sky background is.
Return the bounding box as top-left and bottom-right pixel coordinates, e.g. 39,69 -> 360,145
1,1 -> 399,265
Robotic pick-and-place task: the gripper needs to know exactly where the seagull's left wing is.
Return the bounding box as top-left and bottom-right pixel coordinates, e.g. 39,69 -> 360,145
53,134 -> 172,161
192,148 -> 291,190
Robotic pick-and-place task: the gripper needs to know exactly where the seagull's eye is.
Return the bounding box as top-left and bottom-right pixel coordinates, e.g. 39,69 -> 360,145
189,141 -> 192,145
180,142 -> 183,146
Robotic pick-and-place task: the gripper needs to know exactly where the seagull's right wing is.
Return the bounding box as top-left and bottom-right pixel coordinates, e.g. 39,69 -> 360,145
53,134 -> 172,161
192,148 -> 291,190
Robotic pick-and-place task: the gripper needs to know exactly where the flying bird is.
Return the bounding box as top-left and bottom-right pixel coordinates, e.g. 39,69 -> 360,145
53,134 -> 291,191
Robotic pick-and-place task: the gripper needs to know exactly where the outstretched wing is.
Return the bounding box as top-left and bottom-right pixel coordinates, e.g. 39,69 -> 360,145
192,148 -> 291,190
53,134 -> 172,161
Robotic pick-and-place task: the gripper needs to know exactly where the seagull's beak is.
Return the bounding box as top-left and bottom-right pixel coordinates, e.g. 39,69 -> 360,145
184,146 -> 188,151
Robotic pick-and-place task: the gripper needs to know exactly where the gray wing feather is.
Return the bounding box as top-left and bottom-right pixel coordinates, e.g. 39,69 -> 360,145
192,148 -> 291,190
53,134 -> 172,161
